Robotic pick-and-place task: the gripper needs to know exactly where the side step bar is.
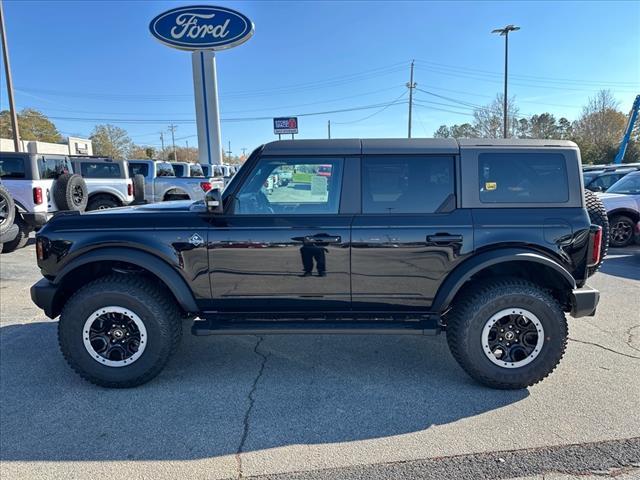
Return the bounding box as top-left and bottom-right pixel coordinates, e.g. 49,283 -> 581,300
192,319 -> 440,336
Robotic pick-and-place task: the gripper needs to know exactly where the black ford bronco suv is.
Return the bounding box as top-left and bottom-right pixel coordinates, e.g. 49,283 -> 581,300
31,139 -> 605,389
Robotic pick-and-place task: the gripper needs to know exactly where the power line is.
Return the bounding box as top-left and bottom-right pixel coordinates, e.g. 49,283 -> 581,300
332,92 -> 407,125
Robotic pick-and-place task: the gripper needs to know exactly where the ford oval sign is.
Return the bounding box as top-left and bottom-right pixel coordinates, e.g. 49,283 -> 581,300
149,5 -> 254,51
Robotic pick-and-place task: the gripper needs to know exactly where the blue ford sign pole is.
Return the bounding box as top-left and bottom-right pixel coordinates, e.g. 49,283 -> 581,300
149,6 -> 254,166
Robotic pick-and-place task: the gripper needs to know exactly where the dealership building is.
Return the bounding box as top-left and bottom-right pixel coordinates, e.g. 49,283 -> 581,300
0,136 -> 93,156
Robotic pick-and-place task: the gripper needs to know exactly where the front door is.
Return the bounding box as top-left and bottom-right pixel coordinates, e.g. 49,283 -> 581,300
208,156 -> 351,312
351,154 -> 473,311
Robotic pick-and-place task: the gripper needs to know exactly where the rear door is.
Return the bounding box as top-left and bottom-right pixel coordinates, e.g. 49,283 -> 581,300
351,154 -> 473,311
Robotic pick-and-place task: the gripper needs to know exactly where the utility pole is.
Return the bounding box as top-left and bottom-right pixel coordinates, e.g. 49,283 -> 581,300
492,25 -> 520,138
0,0 -> 21,152
328,120 -> 331,139
159,132 -> 165,160
226,140 -> 232,161
406,60 -> 416,139
168,124 -> 177,161
241,147 -> 247,157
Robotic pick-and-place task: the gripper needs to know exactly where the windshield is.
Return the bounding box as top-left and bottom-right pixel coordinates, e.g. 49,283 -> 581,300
606,173 -> 640,195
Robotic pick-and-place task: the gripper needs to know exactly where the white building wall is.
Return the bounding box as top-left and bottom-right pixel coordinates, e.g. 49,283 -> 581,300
0,137 -> 93,155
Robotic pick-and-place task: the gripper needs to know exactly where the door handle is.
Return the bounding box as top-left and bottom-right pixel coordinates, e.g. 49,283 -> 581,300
427,234 -> 463,244
304,234 -> 342,244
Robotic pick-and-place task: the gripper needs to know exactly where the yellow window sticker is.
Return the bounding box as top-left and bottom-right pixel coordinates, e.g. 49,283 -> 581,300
485,182 -> 497,191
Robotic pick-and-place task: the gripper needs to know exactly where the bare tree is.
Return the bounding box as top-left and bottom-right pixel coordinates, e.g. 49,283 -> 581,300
473,94 -> 519,138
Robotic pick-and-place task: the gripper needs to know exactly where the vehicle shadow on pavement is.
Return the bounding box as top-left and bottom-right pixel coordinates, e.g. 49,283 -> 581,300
0,320 -> 527,462
599,248 -> 640,281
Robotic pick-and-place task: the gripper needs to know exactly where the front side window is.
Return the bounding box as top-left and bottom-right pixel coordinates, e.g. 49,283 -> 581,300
607,173 -> 640,194
479,153 -> 569,203
362,156 -> 454,214
0,155 -> 26,179
233,157 -> 344,215
80,162 -> 121,178
38,156 -> 72,179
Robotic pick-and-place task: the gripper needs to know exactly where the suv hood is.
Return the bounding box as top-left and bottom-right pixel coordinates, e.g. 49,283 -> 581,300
597,192 -> 640,213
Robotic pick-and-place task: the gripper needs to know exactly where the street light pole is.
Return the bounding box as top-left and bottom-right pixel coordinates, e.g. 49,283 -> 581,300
406,60 -> 416,138
492,24 -> 520,138
0,0 -> 21,152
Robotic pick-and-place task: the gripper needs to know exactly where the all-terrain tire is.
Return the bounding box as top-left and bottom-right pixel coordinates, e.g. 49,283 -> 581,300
1,216 -> 30,253
446,278 -> 568,389
584,189 -> 609,275
133,174 -> 146,203
53,173 -> 88,211
58,274 -> 182,388
609,214 -> 635,248
86,194 -> 120,211
0,184 -> 16,236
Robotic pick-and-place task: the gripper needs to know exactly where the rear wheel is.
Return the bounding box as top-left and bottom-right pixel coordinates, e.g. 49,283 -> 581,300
2,216 -> 30,253
87,194 -> 120,211
446,279 -> 568,389
58,274 -> 182,388
609,215 -> 635,248
0,184 -> 16,236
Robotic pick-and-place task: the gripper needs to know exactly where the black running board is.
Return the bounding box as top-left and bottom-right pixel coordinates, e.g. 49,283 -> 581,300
192,318 -> 440,336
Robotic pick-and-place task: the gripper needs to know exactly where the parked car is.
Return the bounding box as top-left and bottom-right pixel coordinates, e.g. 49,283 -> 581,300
583,168 -> 636,192
170,161 -> 205,178
70,156 -> 137,210
598,171 -> 640,247
0,152 -> 88,252
127,159 -> 222,202
32,138 -> 604,389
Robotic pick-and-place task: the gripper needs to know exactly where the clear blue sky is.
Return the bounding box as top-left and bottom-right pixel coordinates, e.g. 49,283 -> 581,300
1,0 -> 638,155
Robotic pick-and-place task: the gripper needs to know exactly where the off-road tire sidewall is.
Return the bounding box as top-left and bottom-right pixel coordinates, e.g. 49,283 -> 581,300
58,275 -> 181,387
447,280 -> 568,389
133,174 -> 145,202
0,184 -> 16,236
53,174 -> 88,212
584,189 -> 609,276
1,216 -> 30,253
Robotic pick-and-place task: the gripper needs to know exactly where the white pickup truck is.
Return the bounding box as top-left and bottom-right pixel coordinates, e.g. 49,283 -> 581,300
127,159 -> 223,203
70,157 -> 135,210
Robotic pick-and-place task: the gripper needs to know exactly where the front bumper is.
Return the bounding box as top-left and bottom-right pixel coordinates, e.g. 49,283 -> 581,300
570,285 -> 600,318
30,278 -> 59,319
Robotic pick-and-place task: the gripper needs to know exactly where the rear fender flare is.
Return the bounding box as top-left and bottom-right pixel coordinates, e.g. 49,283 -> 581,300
432,248 -> 576,313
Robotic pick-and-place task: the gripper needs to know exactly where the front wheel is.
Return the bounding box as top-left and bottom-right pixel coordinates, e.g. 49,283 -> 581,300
446,279 -> 568,389
58,275 -> 182,387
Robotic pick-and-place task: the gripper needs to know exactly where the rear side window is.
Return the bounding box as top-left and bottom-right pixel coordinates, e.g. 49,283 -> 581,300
0,155 -> 26,179
156,163 -> 175,177
190,164 -> 204,177
362,156 -> 454,214
80,162 -> 121,178
38,156 -> 72,179
479,153 -> 568,203
128,163 -> 149,177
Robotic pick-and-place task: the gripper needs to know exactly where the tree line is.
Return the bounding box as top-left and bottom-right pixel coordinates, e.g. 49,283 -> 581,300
0,110 -> 244,164
2,89 -> 637,165
433,90 -> 639,165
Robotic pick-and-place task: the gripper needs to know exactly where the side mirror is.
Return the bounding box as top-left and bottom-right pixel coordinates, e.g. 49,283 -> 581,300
593,186 -> 604,192
205,188 -> 223,214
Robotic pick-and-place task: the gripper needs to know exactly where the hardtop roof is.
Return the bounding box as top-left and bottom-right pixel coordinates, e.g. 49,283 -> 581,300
261,138 -> 578,156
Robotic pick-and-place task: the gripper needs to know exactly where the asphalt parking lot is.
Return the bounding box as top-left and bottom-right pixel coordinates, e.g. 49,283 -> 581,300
1,241 -> 639,480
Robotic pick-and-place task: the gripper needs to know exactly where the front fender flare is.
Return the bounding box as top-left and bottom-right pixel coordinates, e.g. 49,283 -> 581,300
54,247 -> 199,313
431,248 -> 576,313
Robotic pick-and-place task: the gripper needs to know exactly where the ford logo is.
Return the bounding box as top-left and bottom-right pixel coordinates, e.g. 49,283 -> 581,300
149,5 -> 254,51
